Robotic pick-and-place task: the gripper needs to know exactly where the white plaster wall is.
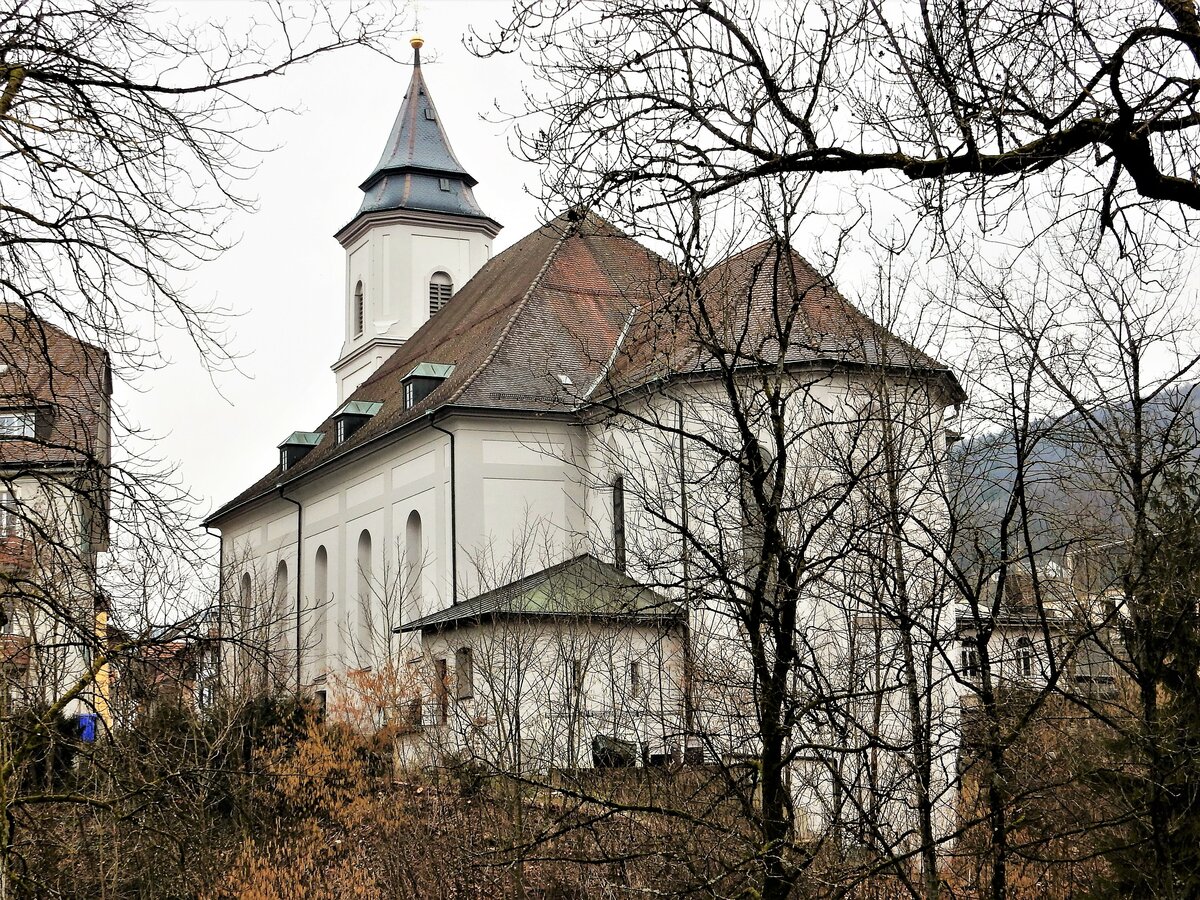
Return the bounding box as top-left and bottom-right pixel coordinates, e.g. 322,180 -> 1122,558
403,618 -> 687,772
334,215 -> 495,400
217,414 -> 586,702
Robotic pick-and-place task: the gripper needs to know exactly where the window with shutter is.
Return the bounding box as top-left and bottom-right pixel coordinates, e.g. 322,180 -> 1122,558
428,272 -> 453,315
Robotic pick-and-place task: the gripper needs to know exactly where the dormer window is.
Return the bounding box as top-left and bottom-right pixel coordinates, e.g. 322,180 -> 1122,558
402,363 -> 455,411
429,272 -> 453,316
354,281 -> 365,337
278,431 -> 323,472
333,400 -> 382,444
0,410 -> 35,439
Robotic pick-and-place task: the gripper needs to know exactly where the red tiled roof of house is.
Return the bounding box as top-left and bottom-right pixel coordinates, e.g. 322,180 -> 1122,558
0,304 -> 111,470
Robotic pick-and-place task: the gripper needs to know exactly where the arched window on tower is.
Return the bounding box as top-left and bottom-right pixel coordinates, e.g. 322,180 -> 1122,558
239,572 -> 252,612
428,272 -> 453,316
405,510 -> 423,604
354,281 -> 365,337
357,529 -> 373,652
312,545 -> 329,669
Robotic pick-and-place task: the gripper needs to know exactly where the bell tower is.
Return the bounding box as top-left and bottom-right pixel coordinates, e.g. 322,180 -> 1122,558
332,35 -> 502,401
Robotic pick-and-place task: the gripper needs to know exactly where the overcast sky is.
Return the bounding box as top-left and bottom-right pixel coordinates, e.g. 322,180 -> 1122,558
137,2 -> 541,527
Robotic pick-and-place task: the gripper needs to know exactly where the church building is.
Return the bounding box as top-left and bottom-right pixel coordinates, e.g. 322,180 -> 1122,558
206,36 -> 964,792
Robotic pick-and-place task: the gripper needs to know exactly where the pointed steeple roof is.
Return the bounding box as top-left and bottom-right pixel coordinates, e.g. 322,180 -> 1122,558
353,38 -> 495,224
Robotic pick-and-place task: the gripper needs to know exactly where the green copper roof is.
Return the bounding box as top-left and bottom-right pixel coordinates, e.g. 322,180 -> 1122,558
334,400 -> 383,418
405,363 -> 455,380
278,431 -> 324,448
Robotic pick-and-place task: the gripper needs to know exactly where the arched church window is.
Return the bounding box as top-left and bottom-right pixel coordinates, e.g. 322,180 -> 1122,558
273,561 -> 288,615
405,510 -> 423,602
313,545 -> 329,665
1016,636 -> 1034,677
357,529 -> 373,649
240,572 -> 252,610
428,272 -> 453,316
612,476 -> 626,572
741,444 -> 775,586
354,281 -> 365,337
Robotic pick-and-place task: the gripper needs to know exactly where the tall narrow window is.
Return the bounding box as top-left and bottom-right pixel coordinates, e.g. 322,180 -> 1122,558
239,572 -> 252,611
353,281 -> 365,337
313,546 -> 329,666
612,476 -> 626,572
630,660 -> 642,698
0,490 -> 17,536
357,530 -> 373,649
1016,636 -> 1034,677
433,657 -> 449,724
273,562 -> 287,611
961,639 -> 979,679
428,272 -> 453,316
405,510 -> 423,602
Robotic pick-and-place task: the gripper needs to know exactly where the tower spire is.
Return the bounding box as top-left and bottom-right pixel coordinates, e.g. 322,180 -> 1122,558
351,34 -> 493,223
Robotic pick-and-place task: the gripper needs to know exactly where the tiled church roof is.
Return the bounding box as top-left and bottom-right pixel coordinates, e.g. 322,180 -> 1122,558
598,238 -> 957,396
207,214 -> 960,523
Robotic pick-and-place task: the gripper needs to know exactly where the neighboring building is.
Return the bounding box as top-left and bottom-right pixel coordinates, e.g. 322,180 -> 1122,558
205,37 -> 963,823
955,565 -> 1119,697
0,304 -> 112,724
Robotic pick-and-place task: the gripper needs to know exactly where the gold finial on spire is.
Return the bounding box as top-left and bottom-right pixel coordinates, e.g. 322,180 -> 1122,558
410,34 -> 425,50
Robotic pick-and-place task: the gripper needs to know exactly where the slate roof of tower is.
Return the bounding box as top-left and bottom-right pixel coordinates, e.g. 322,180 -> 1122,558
206,214 -> 962,524
352,46 -> 492,223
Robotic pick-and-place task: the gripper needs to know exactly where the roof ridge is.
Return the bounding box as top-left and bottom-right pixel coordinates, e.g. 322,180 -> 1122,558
445,221 -> 578,406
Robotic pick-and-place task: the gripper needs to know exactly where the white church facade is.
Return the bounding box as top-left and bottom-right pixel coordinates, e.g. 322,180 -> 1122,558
206,37 -> 969,826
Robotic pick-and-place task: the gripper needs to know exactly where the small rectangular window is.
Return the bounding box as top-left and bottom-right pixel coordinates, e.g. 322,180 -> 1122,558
455,647 -> 473,700
404,381 -> 415,410
630,660 -> 641,698
0,411 -> 35,439
961,642 -> 979,679
0,491 -> 15,537
424,108 -> 437,121
438,177 -> 451,192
